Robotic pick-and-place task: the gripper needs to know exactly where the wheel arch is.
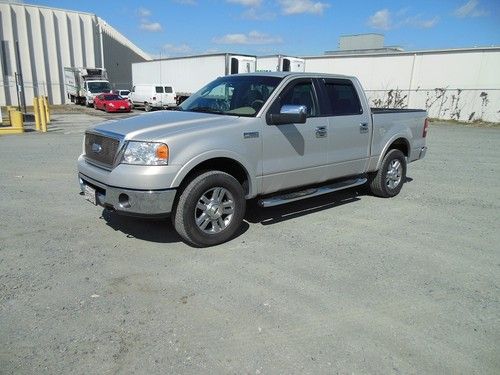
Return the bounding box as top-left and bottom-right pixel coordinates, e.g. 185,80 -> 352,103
172,152 -> 255,198
376,136 -> 411,171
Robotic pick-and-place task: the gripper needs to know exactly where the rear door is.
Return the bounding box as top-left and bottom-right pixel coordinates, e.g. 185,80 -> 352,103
261,78 -> 329,194
318,78 -> 371,179
164,86 -> 175,105
155,86 -> 164,104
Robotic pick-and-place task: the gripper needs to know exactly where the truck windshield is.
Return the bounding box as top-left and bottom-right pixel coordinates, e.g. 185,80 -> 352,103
180,75 -> 282,117
87,81 -> 111,93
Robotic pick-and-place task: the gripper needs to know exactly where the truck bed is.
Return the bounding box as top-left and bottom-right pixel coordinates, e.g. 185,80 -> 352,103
370,108 -> 427,165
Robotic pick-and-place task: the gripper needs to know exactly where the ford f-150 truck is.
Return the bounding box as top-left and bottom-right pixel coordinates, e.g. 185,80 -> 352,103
78,72 -> 428,247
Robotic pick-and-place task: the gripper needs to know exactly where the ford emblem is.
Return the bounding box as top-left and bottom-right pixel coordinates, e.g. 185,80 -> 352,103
91,143 -> 102,153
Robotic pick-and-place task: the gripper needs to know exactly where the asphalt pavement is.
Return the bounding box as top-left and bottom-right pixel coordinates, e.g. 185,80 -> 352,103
0,113 -> 499,374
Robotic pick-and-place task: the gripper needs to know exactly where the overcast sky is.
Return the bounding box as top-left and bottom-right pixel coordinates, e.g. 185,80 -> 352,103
34,0 -> 500,57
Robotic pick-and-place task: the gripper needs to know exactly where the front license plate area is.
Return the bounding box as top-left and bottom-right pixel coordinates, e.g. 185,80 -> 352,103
84,184 -> 97,205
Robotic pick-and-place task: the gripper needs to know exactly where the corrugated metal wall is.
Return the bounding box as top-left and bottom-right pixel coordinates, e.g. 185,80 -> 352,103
304,48 -> 500,123
0,3 -> 150,106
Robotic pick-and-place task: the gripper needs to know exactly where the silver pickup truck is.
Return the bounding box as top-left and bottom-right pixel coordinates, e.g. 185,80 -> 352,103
78,72 -> 428,246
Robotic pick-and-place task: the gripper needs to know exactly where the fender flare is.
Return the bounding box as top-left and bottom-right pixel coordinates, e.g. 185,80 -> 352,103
171,150 -> 257,198
375,132 -> 411,171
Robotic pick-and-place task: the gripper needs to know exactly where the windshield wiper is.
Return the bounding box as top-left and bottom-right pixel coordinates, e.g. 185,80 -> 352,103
188,107 -> 224,114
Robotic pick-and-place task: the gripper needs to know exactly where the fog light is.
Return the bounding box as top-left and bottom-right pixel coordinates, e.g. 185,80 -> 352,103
118,193 -> 131,208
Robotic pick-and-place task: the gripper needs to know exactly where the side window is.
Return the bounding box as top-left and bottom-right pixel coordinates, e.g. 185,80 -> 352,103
155,86 -> 164,93
164,86 -> 173,93
270,81 -> 317,117
323,80 -> 362,116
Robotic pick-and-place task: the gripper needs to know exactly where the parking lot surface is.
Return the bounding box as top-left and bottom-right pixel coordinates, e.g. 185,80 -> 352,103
1,113 -> 499,374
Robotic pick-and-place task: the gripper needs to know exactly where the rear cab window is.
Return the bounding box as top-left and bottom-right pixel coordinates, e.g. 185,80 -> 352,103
320,79 -> 363,116
164,87 -> 173,93
155,86 -> 164,93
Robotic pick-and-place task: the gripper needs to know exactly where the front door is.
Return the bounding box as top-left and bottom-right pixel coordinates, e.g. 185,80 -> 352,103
261,79 -> 329,194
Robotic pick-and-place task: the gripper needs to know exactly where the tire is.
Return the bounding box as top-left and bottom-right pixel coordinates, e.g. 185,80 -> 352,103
144,102 -> 151,112
368,149 -> 407,198
173,171 -> 246,247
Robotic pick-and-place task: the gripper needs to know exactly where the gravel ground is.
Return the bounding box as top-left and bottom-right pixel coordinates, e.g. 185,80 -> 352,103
0,114 -> 499,374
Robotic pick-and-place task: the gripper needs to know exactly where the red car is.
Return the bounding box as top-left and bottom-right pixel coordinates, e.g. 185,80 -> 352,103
94,94 -> 131,113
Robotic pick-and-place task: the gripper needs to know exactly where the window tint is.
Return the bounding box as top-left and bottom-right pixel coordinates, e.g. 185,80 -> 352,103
323,81 -> 362,116
270,81 -> 317,117
155,86 -> 164,93
164,86 -> 173,93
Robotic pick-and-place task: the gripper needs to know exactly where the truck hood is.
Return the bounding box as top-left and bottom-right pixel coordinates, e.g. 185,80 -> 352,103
89,111 -> 245,141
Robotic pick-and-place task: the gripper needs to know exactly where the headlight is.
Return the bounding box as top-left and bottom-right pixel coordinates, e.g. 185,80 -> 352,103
122,141 -> 169,165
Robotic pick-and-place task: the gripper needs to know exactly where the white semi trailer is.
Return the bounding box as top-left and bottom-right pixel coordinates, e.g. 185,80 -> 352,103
64,67 -> 112,106
256,55 -> 305,72
132,53 -> 257,104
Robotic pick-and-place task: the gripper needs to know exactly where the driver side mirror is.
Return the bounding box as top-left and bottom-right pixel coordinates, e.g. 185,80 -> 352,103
266,105 -> 307,125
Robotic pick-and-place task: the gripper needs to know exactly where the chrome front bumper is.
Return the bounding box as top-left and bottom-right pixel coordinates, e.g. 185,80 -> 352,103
79,173 -> 176,217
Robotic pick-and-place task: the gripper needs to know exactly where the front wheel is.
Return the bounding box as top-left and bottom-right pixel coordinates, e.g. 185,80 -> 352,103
173,171 -> 246,247
144,102 -> 151,112
368,149 -> 407,198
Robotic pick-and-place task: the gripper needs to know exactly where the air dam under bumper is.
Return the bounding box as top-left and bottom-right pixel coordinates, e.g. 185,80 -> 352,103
79,173 -> 176,217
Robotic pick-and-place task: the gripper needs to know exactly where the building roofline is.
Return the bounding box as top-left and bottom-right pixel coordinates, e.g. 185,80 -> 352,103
257,54 -> 305,60
339,33 -> 384,38
147,52 -> 257,62
303,46 -> 500,59
0,1 -> 96,17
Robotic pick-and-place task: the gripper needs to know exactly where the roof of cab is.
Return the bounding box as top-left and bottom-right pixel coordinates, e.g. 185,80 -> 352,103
235,71 -> 356,80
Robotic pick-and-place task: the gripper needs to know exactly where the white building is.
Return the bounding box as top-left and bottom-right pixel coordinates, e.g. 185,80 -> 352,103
304,47 -> 500,123
0,1 -> 150,106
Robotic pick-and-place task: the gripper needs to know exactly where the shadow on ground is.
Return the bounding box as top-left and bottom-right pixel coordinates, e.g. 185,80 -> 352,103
98,178 -> 413,243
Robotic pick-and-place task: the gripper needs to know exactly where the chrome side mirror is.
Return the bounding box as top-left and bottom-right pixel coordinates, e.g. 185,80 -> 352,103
266,104 -> 307,125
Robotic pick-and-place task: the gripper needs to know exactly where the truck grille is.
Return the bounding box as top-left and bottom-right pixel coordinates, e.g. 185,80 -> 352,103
84,132 -> 120,168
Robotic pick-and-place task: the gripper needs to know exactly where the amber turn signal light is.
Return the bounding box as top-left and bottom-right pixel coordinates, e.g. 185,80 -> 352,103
156,144 -> 169,160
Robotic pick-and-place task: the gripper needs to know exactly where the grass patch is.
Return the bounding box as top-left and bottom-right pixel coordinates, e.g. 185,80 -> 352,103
429,118 -> 500,128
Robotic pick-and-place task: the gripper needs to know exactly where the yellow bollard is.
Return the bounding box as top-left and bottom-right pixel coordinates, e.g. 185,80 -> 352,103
6,106 -> 16,125
10,110 -> 24,131
44,96 -> 50,123
38,97 -> 47,133
33,97 -> 41,131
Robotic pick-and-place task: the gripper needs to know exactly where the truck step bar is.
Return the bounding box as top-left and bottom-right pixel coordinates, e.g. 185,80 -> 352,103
258,177 -> 367,208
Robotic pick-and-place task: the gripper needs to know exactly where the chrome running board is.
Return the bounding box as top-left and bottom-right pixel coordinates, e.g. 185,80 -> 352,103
258,177 -> 367,207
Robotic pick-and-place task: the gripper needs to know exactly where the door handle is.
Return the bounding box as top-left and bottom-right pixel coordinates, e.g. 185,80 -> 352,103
315,126 -> 327,138
360,122 -> 369,134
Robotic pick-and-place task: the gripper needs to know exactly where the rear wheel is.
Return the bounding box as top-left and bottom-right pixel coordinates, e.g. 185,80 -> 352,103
368,149 -> 407,198
173,171 -> 246,247
144,102 -> 151,112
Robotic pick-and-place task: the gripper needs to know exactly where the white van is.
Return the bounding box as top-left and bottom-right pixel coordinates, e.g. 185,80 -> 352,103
129,84 -> 177,111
